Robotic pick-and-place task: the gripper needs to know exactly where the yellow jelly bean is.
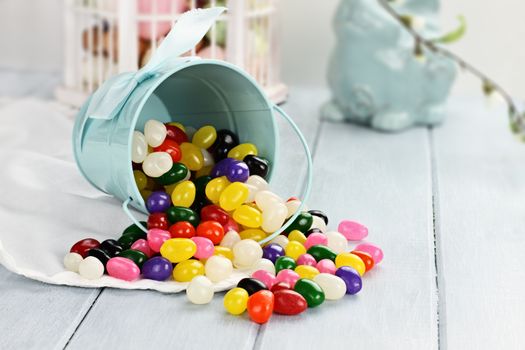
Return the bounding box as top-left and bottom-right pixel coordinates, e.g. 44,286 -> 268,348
180,142 -> 204,171
192,125 -> 217,149
233,205 -> 262,228
295,265 -> 320,280
227,143 -> 258,160
133,170 -> 148,190
285,241 -> 306,261
160,238 -> 197,263
288,230 -> 307,244
205,176 -> 230,203
224,287 -> 249,315
140,189 -> 153,201
171,180 -> 196,207
195,165 -> 213,178
219,182 -> 249,211
239,229 -> 266,242
167,122 -> 185,131
335,252 -> 366,276
214,246 -> 234,261
172,259 -> 204,282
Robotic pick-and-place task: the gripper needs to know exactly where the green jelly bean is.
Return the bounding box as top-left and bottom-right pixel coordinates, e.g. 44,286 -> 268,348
284,212 -> 313,233
156,163 -> 189,186
118,230 -> 146,250
275,256 -> 297,273
294,278 -> 325,308
118,249 -> 148,268
194,175 -> 212,196
122,221 -> 147,235
307,245 -> 337,262
166,206 -> 200,226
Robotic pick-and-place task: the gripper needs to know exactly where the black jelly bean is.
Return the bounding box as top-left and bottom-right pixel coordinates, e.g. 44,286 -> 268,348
99,239 -> 123,257
237,277 -> 268,295
88,248 -> 111,271
210,129 -> 239,161
243,155 -> 269,179
308,210 -> 328,225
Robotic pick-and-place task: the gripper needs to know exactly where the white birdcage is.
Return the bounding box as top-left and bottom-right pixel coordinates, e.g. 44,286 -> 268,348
55,0 -> 287,106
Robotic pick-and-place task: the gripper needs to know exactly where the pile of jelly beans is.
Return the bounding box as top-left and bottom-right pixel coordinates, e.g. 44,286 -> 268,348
63,119 -> 384,324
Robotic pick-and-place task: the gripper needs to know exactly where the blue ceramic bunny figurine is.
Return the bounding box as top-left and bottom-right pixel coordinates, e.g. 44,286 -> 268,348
321,0 -> 456,131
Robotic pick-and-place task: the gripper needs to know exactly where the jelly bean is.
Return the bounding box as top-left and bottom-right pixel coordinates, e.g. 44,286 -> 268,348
191,237 -> 215,260
173,259 -> 205,282
228,143 -> 257,160
70,238 -> 100,258
223,217 -> 240,233
219,182 -> 249,211
261,202 -> 287,233
205,176 -> 230,203
316,259 -> 337,274
304,233 -> 328,250
145,120 -> 167,147
99,239 -> 123,257
87,248 -> 111,271
338,220 -> 368,241
251,270 -> 276,289
294,278 -> 325,307
233,205 -> 262,228
243,155 -> 269,179
205,255 -> 233,282
180,142 -> 204,171
255,190 -> 283,212
246,175 -> 269,192
310,215 -> 327,233
168,221 -> 196,239
307,245 -> 337,262
196,220 -> 224,245
313,273 -> 346,300
160,238 -> 197,263
214,246 -> 234,261
171,180 -> 196,207
354,242 -> 384,264
146,191 -> 171,213
132,131 -> 148,163
271,282 -> 291,293
295,265 -> 320,280
186,276 -> 214,304
335,266 -> 362,294
210,158 -> 237,178
147,228 -> 171,252
192,125 -> 217,149
165,123 -> 188,144
306,228 -> 323,237
335,252 -> 366,276
247,290 -> 274,324
285,199 -> 302,219
273,289 -> 308,315
147,212 -> 169,230
142,256 -> 173,281
288,230 -> 307,245
262,243 -> 284,263
285,241 -> 306,261
352,250 -> 375,272
200,149 -> 215,167
223,287 -> 249,315
154,139 -> 182,162
325,231 -> 348,254
194,176 -> 212,196
296,253 -> 317,267
143,152 -> 173,177
220,230 -> 241,249
284,212 -> 313,233
131,239 -> 153,258
133,170 -> 148,190
122,221 -> 148,236
308,210 -> 328,225
237,277 -> 268,295
166,206 -> 200,227
106,257 -> 140,281
117,234 -> 144,253
167,122 -> 185,131
118,249 -> 147,268
232,239 -> 263,268
63,252 -> 83,272
239,229 -> 266,241
268,235 -> 289,249
201,204 -> 229,226
276,269 -> 300,288
251,258 -> 276,275
225,161 -> 250,183
244,184 -> 259,203
78,256 -> 104,280
140,189 -> 153,201
156,163 -> 189,186
210,129 -> 239,160
275,256 -> 297,273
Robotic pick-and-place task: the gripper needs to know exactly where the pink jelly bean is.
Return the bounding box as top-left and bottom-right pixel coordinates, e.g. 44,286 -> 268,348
131,239 -> 153,258
147,229 -> 171,252
276,269 -> 300,288
252,269 -> 277,289
304,233 -> 328,249
191,236 -> 215,259
107,257 -> 140,281
297,253 -> 317,267
354,242 -> 383,264
338,220 -> 368,241
317,259 -> 336,274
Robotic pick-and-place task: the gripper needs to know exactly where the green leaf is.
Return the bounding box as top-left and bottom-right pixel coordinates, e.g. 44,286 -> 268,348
432,15 -> 466,44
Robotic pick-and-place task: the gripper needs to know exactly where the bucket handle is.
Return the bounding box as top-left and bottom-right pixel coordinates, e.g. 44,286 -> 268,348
121,105 -> 314,242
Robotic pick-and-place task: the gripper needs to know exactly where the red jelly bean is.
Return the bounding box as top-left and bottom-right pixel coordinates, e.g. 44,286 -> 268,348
247,290 -> 274,324
223,217 -> 239,233
70,238 -> 100,258
351,250 -> 375,272
196,220 -> 225,245
273,289 -> 308,315
148,212 -> 169,230
165,124 -> 188,144
169,221 -> 196,239
270,282 -> 291,293
201,205 -> 230,226
154,139 -> 182,162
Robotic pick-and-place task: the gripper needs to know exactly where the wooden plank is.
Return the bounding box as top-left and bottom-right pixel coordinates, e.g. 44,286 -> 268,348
432,97 -> 525,349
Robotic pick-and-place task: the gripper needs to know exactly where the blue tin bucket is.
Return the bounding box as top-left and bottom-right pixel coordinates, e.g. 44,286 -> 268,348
72,8 -> 312,244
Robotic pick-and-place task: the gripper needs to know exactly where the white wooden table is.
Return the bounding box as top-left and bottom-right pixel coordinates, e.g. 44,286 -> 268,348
1,70 -> 524,350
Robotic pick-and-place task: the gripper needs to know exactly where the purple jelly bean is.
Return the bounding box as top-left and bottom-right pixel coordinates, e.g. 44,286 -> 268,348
146,191 -> 171,213
262,243 -> 284,263
226,160 -> 250,182
335,266 -> 362,295
141,256 -> 173,281
211,158 -> 237,178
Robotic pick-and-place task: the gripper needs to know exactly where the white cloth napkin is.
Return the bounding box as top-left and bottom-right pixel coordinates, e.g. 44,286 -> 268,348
0,98 -> 246,292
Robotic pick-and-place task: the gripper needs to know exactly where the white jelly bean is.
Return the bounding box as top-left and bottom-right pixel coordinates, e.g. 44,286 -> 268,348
220,230 -> 241,249
78,256 -> 104,280
63,252 -> 83,272
268,235 -> 289,249
244,184 -> 259,203
246,175 -> 269,192
142,152 -> 173,177
313,273 -> 346,300
310,215 -> 327,232
261,202 -> 288,233
255,190 -> 284,212
186,276 -> 214,304
286,200 -> 302,219
205,255 -> 233,282
144,119 -> 167,147
131,131 -> 148,163
201,148 -> 215,167
325,231 -> 348,254
233,239 -> 263,268
250,258 -> 275,275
